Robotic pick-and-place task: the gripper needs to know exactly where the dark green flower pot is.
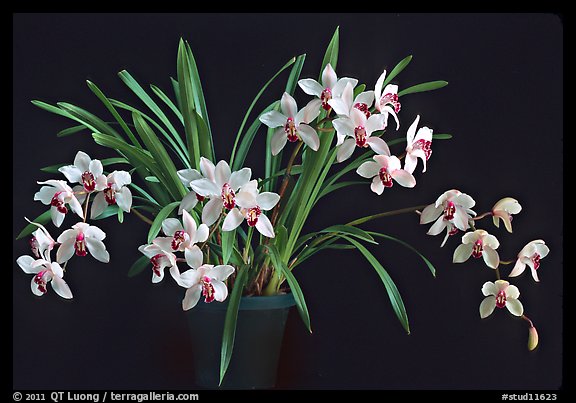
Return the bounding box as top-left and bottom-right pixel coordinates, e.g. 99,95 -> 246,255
186,293 -> 295,389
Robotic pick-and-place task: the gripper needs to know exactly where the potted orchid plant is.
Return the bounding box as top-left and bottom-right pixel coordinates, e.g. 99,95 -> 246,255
15,27 -> 548,388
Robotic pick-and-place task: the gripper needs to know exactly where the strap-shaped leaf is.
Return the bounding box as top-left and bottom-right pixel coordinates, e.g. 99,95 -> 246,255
398,80 -> 448,97
221,228 -> 236,265
127,255 -> 151,278
147,201 -> 180,243
382,55 -> 413,88
15,210 -> 51,240
57,125 -> 86,137
150,84 -> 184,124
319,26 -> 339,79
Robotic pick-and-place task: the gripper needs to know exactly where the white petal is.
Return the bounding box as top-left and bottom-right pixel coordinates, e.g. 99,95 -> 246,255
328,97 -> 350,117
178,191 -> 199,215
179,268 -> 202,288
479,296 -> 496,318
280,92 -> 298,118
403,154 -> 418,174
370,176 -> 384,195
202,198 -> 223,226
356,161 -> 380,178
182,286 -> 202,310
51,276 -> 73,299
483,233 -> 500,250
85,238 -> 110,263
481,281 -> 498,297
256,192 -> 280,210
321,63 -> 337,89
482,246 -> 500,269
297,78 -> 323,97
58,166 -> 83,183
509,259 -> 527,277
67,196 -> 85,220
112,170 -> 132,188
199,157 -> 216,182
366,137 -> 391,156
90,192 -> 108,219
211,280 -> 229,302
31,277 -> 45,296
296,99 -> 322,125
56,239 -> 75,264
332,117 -> 355,138
255,214 -> 275,238
355,91 -> 375,107
194,223 -> 209,244
530,267 -> 540,282
34,185 -> 57,205
208,264 -> 235,282
162,218 -> 183,237
185,245 -> 203,270
229,167 -> 252,191
85,225 -> 106,241
259,110 -> 287,128
17,255 -> 37,274
535,242 -> 550,258
406,115 -> 421,144
374,70 -> 386,102
56,228 -> 77,243
115,187 -> 132,213
222,208 -> 245,231
350,107 -> 367,127
332,78 -> 358,98
73,151 -> 91,171
454,193 -> 476,209
215,160 -> 231,188
506,298 -> 524,316
190,178 -> 220,197
506,284 -> 520,300
177,168 -> 202,187
427,216 -> 448,236
182,209 -> 197,237
419,204 -> 443,224
452,207 -> 471,231
88,159 -> 103,178
235,190 -> 257,209
297,124 -> 320,151
336,138 -> 356,162
366,113 -> 386,135
462,231 -> 480,245
453,243 -> 473,263
271,127 -> 288,156
391,169 -> 416,188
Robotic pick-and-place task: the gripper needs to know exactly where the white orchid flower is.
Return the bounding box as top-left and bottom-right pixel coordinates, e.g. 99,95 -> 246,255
58,151 -> 107,193
453,229 -> 500,269
328,83 -> 375,145
420,189 -> 476,243
357,155 -> 416,195
179,264 -> 235,310
138,237 -> 179,284
34,180 -> 84,227
189,159 -> 252,226
160,209 -> 209,268
333,108 -> 390,163
479,280 -> 523,318
509,240 -> 550,282
176,167 -> 205,215
404,115 -> 433,174
374,70 -> 401,116
298,63 -> 358,111
16,254 -> 72,299
259,92 -> 322,156
90,170 -> 133,219
491,197 -> 522,233
25,218 -> 56,261
56,222 -> 110,264
222,180 -> 279,238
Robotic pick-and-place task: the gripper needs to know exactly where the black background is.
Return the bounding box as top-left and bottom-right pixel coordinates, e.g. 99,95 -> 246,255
12,13 -> 564,390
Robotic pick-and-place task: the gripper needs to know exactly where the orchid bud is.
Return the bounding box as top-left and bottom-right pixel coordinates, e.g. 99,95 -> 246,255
528,326 -> 539,351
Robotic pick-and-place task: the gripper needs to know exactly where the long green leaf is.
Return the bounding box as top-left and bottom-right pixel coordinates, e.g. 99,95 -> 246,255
57,102 -> 122,138
92,204 -> 120,220
57,125 -> 86,137
127,255 -> 151,278
398,81 -> 448,97
343,236 -> 410,334
219,264 -> 249,385
147,201 -> 180,243
317,180 -> 365,200
15,210 -> 51,240
31,100 -> 73,118
382,55 -> 413,88
150,84 -> 184,124
221,228 -> 236,265
319,26 -> 339,79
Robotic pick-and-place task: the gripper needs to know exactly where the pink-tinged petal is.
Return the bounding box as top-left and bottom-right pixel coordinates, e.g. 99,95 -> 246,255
199,157 -> 216,182
355,90 -> 375,107
385,155 -> 402,171
89,159 -> 103,177
31,277 -> 45,297
298,78 -> 324,97
296,99 -> 322,125
366,113 -> 387,135
73,151 -> 91,172
181,210 -> 197,237
34,185 -> 58,205
336,138 -> 356,162
482,281 -> 498,297
215,160 -> 231,188
479,296 -> 496,318
85,238 -> 110,263
483,234 -> 500,249
506,298 -> 524,316
255,214 -> 275,238
202,198 -> 223,226
194,223 -> 209,244
420,204 -> 443,224
211,280 -> 229,302
58,165 -> 83,183
259,110 -> 287,128
271,127 -> 288,156
51,276 -> 73,299
67,196 -> 84,220
229,167 -> 252,191
222,208 -> 245,231
297,124 -> 320,151
177,168 -> 202,187
182,286 -> 202,310
383,83 -> 398,95
321,63 -> 337,89
178,191 -> 199,215
51,208 -> 65,228
235,190 -> 257,209
208,265 -> 235,282
185,245 -> 203,270
280,92 -> 298,118
403,154 -> 418,174
256,192 -> 280,210
350,107 -> 367,127
115,187 -> 132,213
414,126 -> 433,142
17,256 -> 37,274
482,246 -> 500,269
50,262 -> 64,278
435,189 -> 460,208
370,176 -> 385,195
391,169 -> 416,188
495,279 -> 510,292
382,106 -> 400,130
56,239 -> 75,263
452,207 -> 471,231
332,78 -> 358,98
453,243 -> 473,263
190,178 -> 220,197
406,115 -> 421,144
506,284 -> 520,299
328,98 -> 350,117
162,218 -> 183,237
530,267 -> 540,282
366,137 -> 391,156
332,117 -> 355,138
85,225 -> 106,241
509,259 -> 527,277
356,161 -> 380,178
427,216 -> 448,235
152,267 -> 164,284
90,192 -> 107,219
374,70 -> 387,102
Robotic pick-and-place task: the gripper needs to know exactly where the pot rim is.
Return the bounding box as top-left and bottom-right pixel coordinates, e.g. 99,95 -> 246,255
192,292 -> 296,311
